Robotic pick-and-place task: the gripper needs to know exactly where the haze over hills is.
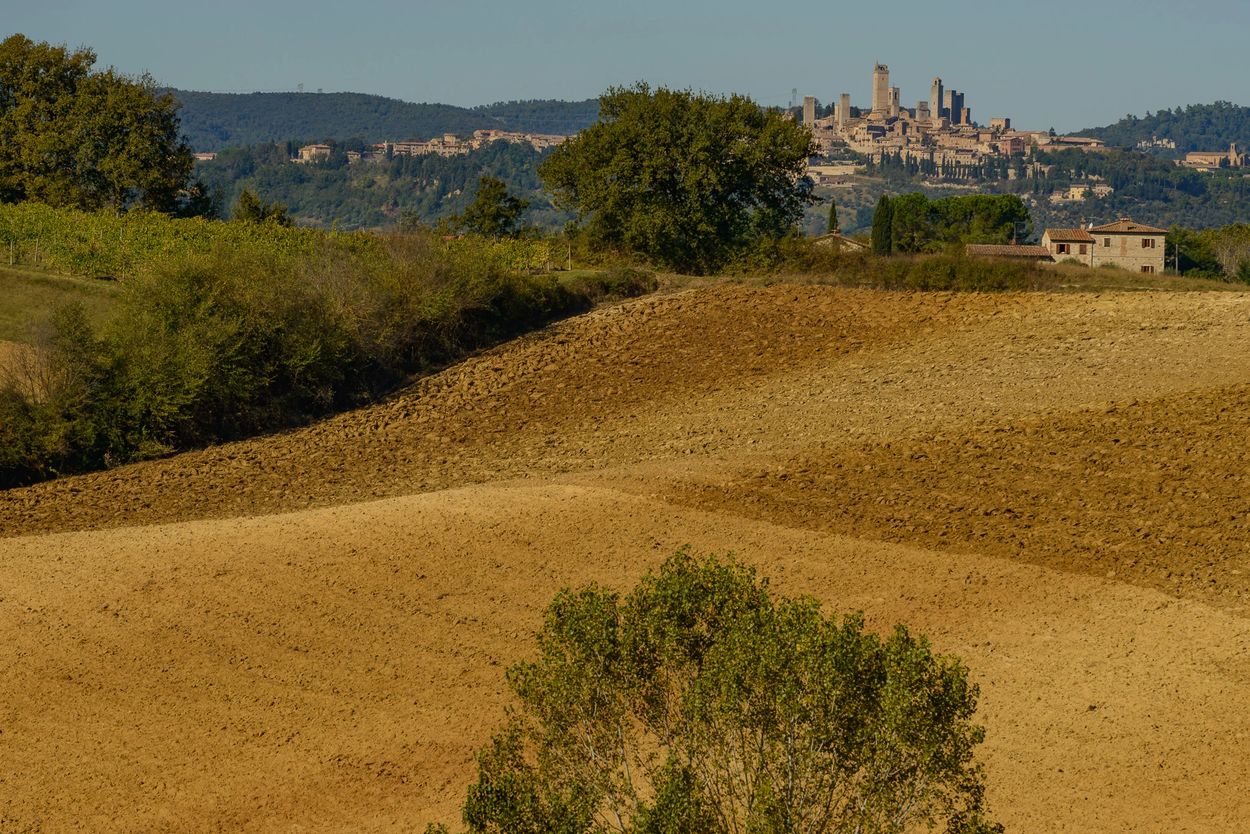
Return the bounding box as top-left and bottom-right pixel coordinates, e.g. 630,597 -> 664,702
169,89 -> 600,151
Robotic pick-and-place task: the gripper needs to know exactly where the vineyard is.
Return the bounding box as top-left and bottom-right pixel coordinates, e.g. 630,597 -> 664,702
0,202 -> 554,278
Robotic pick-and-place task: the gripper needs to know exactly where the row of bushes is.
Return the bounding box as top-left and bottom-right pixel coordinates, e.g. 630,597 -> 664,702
0,232 -> 655,488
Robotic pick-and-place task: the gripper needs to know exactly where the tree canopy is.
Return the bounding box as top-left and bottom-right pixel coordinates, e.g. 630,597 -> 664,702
446,549 -> 1000,834
539,84 -> 817,274
0,34 -> 192,212
452,175 -> 530,237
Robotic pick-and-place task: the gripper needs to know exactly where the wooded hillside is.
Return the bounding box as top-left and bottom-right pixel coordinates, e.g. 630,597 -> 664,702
169,90 -> 599,151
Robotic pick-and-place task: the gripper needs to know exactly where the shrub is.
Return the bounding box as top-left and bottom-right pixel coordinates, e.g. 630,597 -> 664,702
449,549 -> 1001,834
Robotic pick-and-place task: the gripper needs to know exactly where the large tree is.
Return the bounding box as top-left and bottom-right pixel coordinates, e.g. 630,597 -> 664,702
447,549 -> 1001,834
0,34 -> 192,212
540,84 -> 817,274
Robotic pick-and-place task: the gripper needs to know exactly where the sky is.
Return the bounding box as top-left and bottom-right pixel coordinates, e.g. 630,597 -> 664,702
4,0 -> 1249,132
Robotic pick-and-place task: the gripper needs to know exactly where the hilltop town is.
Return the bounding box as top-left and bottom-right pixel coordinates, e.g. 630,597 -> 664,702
292,128 -> 567,164
798,63 -> 1103,175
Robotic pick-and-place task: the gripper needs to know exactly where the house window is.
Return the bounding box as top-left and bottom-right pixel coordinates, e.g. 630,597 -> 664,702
1142,238 -> 1155,249
1103,238 -> 1111,247
1057,243 -> 1070,254
1141,265 -> 1155,274
1079,244 -> 1087,255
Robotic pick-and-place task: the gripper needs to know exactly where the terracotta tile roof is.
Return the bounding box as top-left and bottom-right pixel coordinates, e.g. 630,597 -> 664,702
1044,228 -> 1095,243
1088,218 -> 1169,234
965,244 -> 1053,259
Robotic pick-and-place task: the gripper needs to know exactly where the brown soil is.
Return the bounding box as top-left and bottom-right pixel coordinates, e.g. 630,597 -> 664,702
2,285 -> 1249,832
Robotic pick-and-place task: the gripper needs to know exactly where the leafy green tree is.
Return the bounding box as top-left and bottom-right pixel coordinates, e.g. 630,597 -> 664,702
540,84 -> 817,274
827,197 -> 838,234
232,188 -> 291,226
0,34 -> 192,211
453,549 -> 1001,834
454,175 -> 530,238
890,192 -> 932,253
872,194 -> 894,254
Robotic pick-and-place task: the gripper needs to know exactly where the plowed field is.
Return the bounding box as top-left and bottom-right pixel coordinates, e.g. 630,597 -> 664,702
2,286 -> 1249,833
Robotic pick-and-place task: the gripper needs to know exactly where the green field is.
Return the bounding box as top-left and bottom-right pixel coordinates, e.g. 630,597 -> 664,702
0,266 -> 119,344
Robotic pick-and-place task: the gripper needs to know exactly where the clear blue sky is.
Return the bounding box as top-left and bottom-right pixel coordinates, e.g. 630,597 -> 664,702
6,0 -> 1248,132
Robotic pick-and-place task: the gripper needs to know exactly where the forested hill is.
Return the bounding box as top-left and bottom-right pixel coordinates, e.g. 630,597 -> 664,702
1075,102 -> 1250,154
168,90 -> 599,151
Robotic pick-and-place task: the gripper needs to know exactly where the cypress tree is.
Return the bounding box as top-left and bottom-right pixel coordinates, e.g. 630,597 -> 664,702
827,198 -> 838,234
871,195 -> 894,255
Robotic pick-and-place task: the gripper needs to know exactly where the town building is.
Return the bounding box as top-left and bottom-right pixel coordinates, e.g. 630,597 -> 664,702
296,143 -> 332,163
1181,144 -> 1247,169
798,62 -> 1107,179
872,64 -> 890,115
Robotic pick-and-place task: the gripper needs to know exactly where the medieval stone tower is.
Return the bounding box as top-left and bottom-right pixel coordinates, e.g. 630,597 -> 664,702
872,64 -> 890,115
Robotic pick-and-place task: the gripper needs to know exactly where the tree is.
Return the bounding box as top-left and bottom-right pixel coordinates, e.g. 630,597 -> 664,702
540,84 -> 817,274
454,175 -> 529,238
0,34 -> 193,211
872,194 -> 894,254
453,549 -> 1001,834
827,197 -> 838,234
232,188 -> 291,226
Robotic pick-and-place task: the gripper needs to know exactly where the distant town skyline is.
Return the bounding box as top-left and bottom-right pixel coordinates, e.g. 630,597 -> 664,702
6,0 -> 1249,133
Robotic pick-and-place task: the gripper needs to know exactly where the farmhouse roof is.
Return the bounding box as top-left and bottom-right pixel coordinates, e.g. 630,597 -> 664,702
1044,228 -> 1095,243
1088,218 -> 1168,234
965,244 -> 1053,259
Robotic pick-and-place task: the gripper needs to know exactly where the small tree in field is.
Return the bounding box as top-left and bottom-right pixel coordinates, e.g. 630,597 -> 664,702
454,175 -> 530,238
827,197 -> 838,234
441,549 -> 1001,834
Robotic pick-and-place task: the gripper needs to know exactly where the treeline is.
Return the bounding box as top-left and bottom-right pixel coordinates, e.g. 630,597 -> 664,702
194,140 -> 567,230
1022,148 -> 1250,230
869,193 -> 1031,254
1169,224 -> 1250,281
1076,102 -> 1250,153
170,89 -> 600,152
471,98 -> 600,135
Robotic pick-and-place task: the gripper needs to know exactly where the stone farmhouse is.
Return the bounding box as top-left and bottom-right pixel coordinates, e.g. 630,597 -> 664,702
1042,219 -> 1167,273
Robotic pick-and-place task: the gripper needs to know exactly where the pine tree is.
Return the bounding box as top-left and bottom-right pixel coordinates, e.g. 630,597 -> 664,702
871,194 -> 893,255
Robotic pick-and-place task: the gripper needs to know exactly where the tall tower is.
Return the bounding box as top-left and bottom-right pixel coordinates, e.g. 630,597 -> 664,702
838,92 -> 851,130
930,77 -> 944,124
802,95 -> 817,127
888,87 -> 900,118
872,64 -> 890,115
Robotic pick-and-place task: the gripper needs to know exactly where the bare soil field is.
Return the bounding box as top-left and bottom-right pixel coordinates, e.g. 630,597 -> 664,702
2,285 -> 1249,832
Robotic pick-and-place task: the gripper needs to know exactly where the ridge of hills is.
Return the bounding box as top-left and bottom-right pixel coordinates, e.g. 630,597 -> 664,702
168,89 -> 600,151
1075,101 -> 1250,153
2,284 -> 1250,832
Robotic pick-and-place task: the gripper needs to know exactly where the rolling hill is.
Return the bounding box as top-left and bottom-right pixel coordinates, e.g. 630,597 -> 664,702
168,89 -> 600,151
2,283 -> 1250,832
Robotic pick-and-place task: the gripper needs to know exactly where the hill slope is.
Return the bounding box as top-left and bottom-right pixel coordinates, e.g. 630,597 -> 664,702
169,89 -> 599,151
1076,101 -> 1250,153
2,285 -> 1250,832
